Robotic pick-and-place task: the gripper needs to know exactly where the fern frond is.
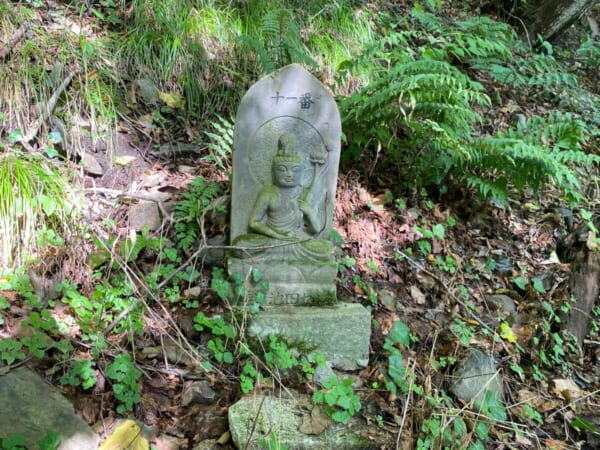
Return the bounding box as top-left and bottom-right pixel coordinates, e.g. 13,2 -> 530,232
463,110 -> 596,203
204,115 -> 234,171
239,8 -> 316,74
174,177 -> 222,253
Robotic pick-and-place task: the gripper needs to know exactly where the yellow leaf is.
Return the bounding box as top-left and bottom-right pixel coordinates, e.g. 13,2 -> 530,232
158,91 -> 186,109
114,156 -> 136,166
99,419 -> 149,450
498,321 -> 517,343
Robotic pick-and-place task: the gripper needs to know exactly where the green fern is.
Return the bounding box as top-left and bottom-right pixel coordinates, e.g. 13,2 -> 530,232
174,177 -> 222,253
238,8 -> 316,74
204,115 -> 234,171
341,53 -> 490,184
464,112 -> 598,203
340,4 -> 597,205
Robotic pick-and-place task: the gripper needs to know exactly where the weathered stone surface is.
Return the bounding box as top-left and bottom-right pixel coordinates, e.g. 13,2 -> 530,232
228,64 -> 341,304
129,200 -> 161,231
449,348 -> 503,411
228,392 -> 387,450
0,367 -> 99,450
248,303 -> 370,370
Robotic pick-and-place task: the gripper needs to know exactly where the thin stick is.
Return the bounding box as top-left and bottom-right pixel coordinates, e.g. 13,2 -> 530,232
395,248 -> 497,336
23,71 -> 75,144
396,359 -> 416,449
0,21 -> 29,59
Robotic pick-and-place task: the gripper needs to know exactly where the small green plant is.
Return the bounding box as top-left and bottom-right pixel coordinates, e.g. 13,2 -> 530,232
581,209 -> 600,250
312,375 -> 361,424
1,430 -> 61,450
434,255 -> 459,274
1,433 -> 27,450
174,177 -> 222,253
212,267 -> 269,314
193,312 -> 235,364
451,319 -> 475,346
105,354 -> 142,413
239,361 -> 260,394
382,320 -> 419,395
0,338 -> 26,365
60,359 -> 97,390
0,151 -> 76,269
263,335 -> 298,374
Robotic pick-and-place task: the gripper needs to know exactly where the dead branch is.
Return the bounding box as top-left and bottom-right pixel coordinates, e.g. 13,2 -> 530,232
586,11 -> 599,39
0,21 -> 29,59
23,71 -> 75,145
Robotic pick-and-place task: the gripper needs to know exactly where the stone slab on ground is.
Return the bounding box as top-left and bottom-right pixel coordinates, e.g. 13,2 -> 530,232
449,348 -> 504,411
0,367 -> 99,450
228,392 -> 390,450
248,303 -> 370,370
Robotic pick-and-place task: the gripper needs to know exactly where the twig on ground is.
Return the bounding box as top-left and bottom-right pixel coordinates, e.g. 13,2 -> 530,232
395,248 -> 497,337
23,71 -> 75,144
396,359 -> 416,450
93,230 -> 222,377
586,11 -> 599,40
0,21 -> 29,59
244,395 -> 267,450
85,187 -> 171,223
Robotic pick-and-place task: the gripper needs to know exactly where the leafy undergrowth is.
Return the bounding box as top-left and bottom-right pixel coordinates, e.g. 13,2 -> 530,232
1,1 -> 600,450
2,169 -> 600,450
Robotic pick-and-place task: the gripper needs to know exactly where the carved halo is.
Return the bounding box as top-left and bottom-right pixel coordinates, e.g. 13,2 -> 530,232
248,116 -> 327,187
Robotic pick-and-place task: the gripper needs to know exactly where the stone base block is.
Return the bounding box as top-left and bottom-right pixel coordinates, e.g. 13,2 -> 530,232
248,303 -> 371,370
228,257 -> 337,305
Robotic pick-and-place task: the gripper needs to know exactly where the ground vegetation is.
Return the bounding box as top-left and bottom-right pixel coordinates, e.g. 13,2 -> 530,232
0,0 -> 599,448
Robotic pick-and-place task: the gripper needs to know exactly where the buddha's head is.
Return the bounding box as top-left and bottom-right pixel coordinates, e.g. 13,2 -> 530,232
273,133 -> 303,187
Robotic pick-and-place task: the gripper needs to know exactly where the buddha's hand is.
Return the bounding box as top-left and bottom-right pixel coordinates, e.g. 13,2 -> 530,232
298,199 -> 311,215
272,228 -> 296,240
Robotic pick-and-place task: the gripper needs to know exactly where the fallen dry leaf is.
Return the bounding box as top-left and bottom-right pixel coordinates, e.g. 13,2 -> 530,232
410,285 -> 427,304
545,438 -> 570,450
99,419 -> 149,450
551,379 -> 585,403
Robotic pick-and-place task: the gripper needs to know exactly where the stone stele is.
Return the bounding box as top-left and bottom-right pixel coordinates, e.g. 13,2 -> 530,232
228,64 -> 341,304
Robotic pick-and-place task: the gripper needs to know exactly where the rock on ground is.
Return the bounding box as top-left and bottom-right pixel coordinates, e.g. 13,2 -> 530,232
0,367 -> 99,450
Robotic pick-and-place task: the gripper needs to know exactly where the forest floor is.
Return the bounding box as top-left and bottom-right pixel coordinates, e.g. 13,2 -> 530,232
1,1 -> 600,449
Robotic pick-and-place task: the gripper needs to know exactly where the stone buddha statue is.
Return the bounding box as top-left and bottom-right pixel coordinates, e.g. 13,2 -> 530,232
232,132 -> 332,264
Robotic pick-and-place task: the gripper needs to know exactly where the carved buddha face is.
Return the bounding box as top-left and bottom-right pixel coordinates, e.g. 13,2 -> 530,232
273,161 -> 303,187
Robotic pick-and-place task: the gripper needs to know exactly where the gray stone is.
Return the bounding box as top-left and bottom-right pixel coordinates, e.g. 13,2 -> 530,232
248,304 -> 370,370
378,289 -> 397,311
228,64 -> 341,304
180,380 -> 217,406
153,142 -> 202,159
486,294 -> 516,316
312,361 -> 335,387
228,392 -> 386,450
202,234 -> 226,266
449,348 -> 504,411
135,78 -> 159,105
129,200 -> 161,231
154,434 -> 183,450
81,151 -> 104,176
0,367 -> 99,450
